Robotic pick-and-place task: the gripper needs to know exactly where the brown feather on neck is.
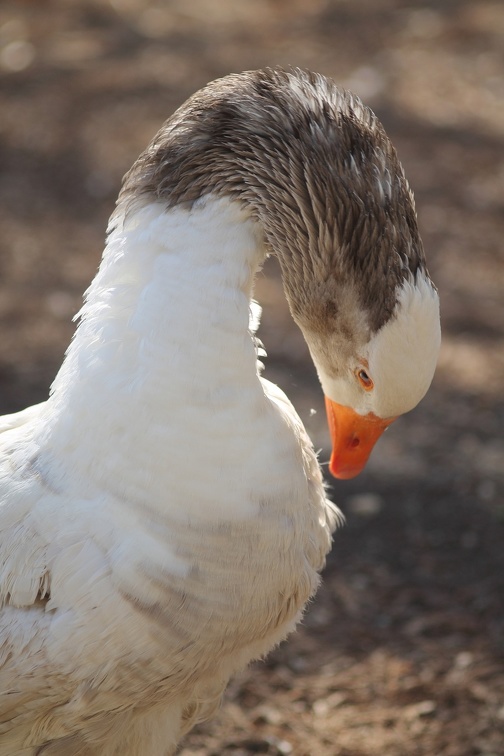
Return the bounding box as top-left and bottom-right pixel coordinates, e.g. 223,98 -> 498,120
116,67 -> 427,338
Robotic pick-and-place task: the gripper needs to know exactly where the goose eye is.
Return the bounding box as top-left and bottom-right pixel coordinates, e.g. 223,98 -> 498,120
356,368 -> 374,391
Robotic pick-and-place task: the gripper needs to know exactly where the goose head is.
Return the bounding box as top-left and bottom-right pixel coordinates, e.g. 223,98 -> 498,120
117,67 -> 441,480
302,273 -> 440,478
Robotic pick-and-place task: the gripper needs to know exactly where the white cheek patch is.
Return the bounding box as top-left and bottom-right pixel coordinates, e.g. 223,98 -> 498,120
367,273 -> 441,418
313,272 -> 441,420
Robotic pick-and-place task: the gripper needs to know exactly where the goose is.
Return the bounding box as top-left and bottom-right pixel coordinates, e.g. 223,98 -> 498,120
0,68 -> 440,755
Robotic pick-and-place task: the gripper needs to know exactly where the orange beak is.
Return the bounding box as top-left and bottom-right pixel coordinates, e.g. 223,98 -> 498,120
324,396 -> 396,479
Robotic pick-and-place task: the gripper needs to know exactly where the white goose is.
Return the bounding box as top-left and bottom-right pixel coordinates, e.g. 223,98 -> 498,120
0,68 -> 440,755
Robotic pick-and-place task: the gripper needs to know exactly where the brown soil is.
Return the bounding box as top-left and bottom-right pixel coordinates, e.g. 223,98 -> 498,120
1,1 -> 503,754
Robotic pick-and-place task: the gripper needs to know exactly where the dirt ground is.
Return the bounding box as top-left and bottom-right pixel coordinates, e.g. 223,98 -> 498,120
1,1 -> 503,754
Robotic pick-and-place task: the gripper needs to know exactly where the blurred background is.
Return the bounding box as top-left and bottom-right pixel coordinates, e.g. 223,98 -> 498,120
1,1 -> 503,754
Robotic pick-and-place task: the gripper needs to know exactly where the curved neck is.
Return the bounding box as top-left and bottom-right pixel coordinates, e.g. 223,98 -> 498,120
56,198 -> 263,393
37,199 -> 268,506
118,71 -> 424,338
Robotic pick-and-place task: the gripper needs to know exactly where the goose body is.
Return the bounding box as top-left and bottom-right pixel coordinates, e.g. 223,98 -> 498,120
0,69 -> 440,755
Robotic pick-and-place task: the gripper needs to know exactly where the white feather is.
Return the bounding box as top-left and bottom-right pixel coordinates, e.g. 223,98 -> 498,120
0,197 -> 337,755
317,272 -> 441,418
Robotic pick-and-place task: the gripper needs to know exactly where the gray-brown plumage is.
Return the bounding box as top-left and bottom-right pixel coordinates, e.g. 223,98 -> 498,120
119,67 -> 426,338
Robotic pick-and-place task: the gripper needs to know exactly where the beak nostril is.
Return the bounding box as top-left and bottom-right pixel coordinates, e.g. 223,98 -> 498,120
324,396 -> 395,479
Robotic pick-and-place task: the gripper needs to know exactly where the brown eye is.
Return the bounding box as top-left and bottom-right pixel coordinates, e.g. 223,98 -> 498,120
356,368 -> 374,391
